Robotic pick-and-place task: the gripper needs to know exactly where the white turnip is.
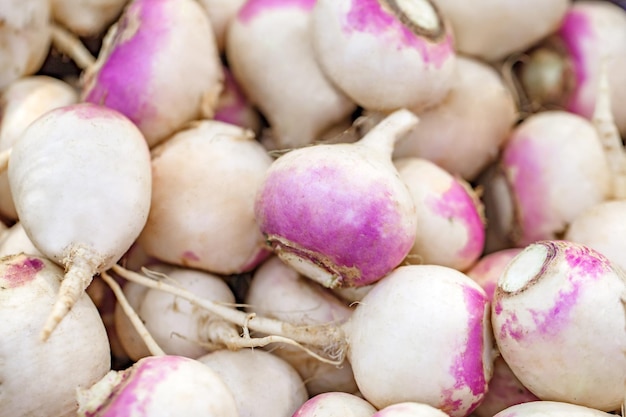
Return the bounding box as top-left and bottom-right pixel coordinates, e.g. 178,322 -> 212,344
0,0 -> 51,90
137,120 -> 273,275
293,392 -> 377,417
311,0 -> 456,112
429,0 -> 569,62
0,222 -> 42,258
226,0 -> 357,149
76,355 -> 239,416
395,157 -> 485,271
518,1 -> 626,135
0,75 -> 78,221
479,110 -> 611,249
391,56 -> 518,181
254,109 -> 418,288
0,253 -> 110,417
197,348 -> 309,417
8,103 -> 152,340
81,0 -> 224,147
492,240 -> 626,411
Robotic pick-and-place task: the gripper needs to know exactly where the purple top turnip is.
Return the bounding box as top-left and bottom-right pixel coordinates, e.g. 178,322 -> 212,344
81,0 -> 224,147
254,109 -> 418,288
311,0 -> 456,112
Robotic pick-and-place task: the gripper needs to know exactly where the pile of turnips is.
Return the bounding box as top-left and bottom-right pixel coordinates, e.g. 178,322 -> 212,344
0,0 -> 625,416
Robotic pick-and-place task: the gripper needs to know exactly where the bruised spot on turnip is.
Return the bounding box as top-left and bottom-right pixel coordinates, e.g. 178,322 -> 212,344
1,256 -> 44,289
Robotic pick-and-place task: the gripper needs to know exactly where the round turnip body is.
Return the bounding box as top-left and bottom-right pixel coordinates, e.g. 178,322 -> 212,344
254,109 -> 418,288
392,56 -> 517,181
81,0 -> 223,147
198,348 -> 308,417
0,253 -> 111,417
8,103 -> 152,340
395,157 -> 485,271
138,120 -> 272,275
493,401 -> 616,417
492,240 -> 626,411
311,0 -> 456,112
77,355 -> 238,416
293,392 -> 377,417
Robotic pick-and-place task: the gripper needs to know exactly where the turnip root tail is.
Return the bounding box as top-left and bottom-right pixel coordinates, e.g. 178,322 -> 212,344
40,245 -> 104,341
49,23 -> 96,70
593,62 -> 626,200
358,108 -> 419,156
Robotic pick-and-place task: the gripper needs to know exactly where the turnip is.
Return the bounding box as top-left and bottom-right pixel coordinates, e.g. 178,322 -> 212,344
114,262 -> 495,417
391,56 -> 518,181
76,355 -> 239,416
254,109 -> 418,288
373,402 -> 449,417
0,0 -> 51,90
196,0 -> 247,52
50,0 -> 129,36
493,401 -> 615,417
465,249 -> 540,417
311,0 -> 456,112
0,253 -> 111,417
395,157 -> 485,271
429,0 -> 569,62
8,103 -> 152,340
479,110 -> 611,249
112,280 -> 152,360
81,0 -> 224,147
137,120 -> 272,275
293,392 -> 377,417
114,263 -> 238,359
226,0 -> 357,149
0,75 -> 78,221
197,348 -> 309,417
246,256 -> 359,395
492,240 -> 626,411
517,1 -> 626,135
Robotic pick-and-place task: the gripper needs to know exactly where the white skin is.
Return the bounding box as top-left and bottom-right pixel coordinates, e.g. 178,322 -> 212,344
0,254 -> 111,417
492,400 -> 616,417
196,0 -> 247,52
0,75 -> 78,220
0,0 -> 51,90
50,0 -> 130,36
197,349 -> 309,417
293,392 -> 377,417
8,103 -> 152,340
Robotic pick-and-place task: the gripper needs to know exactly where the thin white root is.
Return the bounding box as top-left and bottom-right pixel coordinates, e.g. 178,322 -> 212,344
50,23 -> 96,70
111,264 -> 347,363
593,62 -> 626,200
100,271 -> 166,356
0,148 -> 11,173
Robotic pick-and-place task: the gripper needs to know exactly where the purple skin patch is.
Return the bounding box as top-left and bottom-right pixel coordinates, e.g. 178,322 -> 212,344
502,135 -> 550,246
181,250 -> 200,262
213,69 -> 250,127
1,257 -> 44,289
237,0 -> 316,23
426,180 -> 484,263
344,0 -> 454,67
85,356 -> 182,417
255,163 -> 414,286
441,285 -> 489,415
82,0 -> 166,128
558,9 -> 595,117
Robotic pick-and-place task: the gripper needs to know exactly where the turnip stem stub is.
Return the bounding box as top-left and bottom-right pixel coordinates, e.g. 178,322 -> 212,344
388,0 -> 440,32
100,271 -> 166,356
500,244 -> 548,293
358,109 -> 419,155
